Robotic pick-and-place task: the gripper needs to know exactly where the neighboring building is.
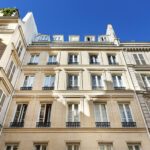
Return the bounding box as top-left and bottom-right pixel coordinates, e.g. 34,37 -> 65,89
0,8 -> 37,131
0,8 -> 150,150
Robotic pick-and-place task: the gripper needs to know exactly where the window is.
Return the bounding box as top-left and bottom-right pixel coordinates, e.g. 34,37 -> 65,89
43,75 -> 55,90
119,104 -> 136,127
47,55 -> 57,64
34,144 -> 47,150
5,144 -> 18,150
7,61 -> 16,82
99,144 -> 112,150
0,89 -> 6,108
112,75 -> 124,89
67,143 -> 80,150
68,74 -> 79,90
37,104 -> 51,127
16,41 -> 23,57
94,103 -> 110,127
128,144 -> 141,150
66,104 -> 80,127
108,54 -> 117,65
29,54 -> 39,64
68,54 -> 78,64
133,54 -> 146,65
21,75 -> 34,90
10,104 -> 28,127
142,75 -> 150,88
91,75 -> 103,89
89,54 -> 99,64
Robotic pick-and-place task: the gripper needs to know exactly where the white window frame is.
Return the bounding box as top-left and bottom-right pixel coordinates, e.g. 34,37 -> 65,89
90,54 -> 99,64
66,143 -> 80,150
119,103 -> 134,122
23,75 -> 34,87
91,74 -> 103,87
68,54 -> 78,63
67,103 -> 80,122
7,60 -> 16,81
128,144 -> 141,150
30,54 -> 39,63
34,144 -> 47,150
5,144 -> 18,150
48,55 -> 57,63
43,75 -> 55,87
112,75 -> 124,87
108,54 -> 117,64
68,74 -> 79,87
99,143 -> 112,150
94,103 -> 108,122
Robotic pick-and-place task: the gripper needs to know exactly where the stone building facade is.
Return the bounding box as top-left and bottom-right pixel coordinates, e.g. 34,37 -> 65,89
0,8 -> 150,150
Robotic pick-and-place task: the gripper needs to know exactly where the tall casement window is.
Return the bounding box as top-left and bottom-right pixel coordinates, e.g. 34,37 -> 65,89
47,55 -> 57,64
67,74 -> 79,90
29,54 -> 39,65
5,144 -> 18,150
89,54 -> 99,64
133,54 -> 146,65
68,54 -> 78,64
16,41 -> 23,57
128,144 -> 141,150
34,144 -> 47,150
112,75 -> 124,89
10,104 -> 28,127
0,89 -> 6,109
37,103 -> 51,127
94,103 -> 110,128
91,74 -> 103,89
67,143 -> 80,150
99,144 -> 112,150
119,103 -> 136,127
142,75 -> 150,89
108,54 -> 117,65
66,103 -> 80,127
43,75 -> 55,90
7,60 -> 16,82
21,75 -> 34,90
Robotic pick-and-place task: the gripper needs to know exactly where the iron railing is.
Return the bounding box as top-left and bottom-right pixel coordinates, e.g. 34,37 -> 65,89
122,122 -> 136,127
95,122 -> 110,128
42,86 -> 54,90
10,122 -> 24,127
20,87 -> 32,90
36,122 -> 51,127
66,122 -> 80,128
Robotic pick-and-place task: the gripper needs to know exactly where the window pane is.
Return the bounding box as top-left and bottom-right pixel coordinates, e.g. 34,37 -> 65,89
125,104 -> 133,122
119,104 -> 126,122
139,54 -> 146,65
94,104 -> 101,122
101,104 -> 108,122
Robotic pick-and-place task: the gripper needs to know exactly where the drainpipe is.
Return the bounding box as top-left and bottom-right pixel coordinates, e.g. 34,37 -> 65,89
121,48 -> 150,138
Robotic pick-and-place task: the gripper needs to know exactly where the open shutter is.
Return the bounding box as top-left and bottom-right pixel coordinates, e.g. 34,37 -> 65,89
135,73 -> 145,90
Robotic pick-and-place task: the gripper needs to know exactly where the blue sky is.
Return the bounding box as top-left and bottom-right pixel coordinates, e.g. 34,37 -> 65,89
1,0 -> 150,41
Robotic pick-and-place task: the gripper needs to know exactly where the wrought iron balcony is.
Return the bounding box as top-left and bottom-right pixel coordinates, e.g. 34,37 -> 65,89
122,122 -> 136,127
67,86 -> 79,90
68,61 -> 78,65
66,122 -> 80,128
92,86 -> 104,90
10,122 -> 24,128
95,122 -> 110,128
90,61 -> 99,64
114,86 -> 125,90
42,86 -> 54,90
28,62 -> 38,65
20,86 -> 32,90
47,62 -> 58,65
20,87 -> 32,90
36,122 -> 51,128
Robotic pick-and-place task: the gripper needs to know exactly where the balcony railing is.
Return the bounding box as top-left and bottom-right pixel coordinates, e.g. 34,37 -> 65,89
67,86 -> 79,90
90,61 -> 99,64
28,62 -> 38,65
10,122 -> 24,128
42,86 -> 54,90
114,86 -> 125,90
66,122 -> 80,128
47,62 -> 58,65
122,122 -> 136,127
92,86 -> 104,90
95,122 -> 110,128
36,122 -> 51,128
20,87 -> 32,90
68,61 -> 78,65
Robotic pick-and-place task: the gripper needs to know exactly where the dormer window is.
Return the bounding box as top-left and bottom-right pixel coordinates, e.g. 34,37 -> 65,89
69,36 -> 80,42
85,36 -> 95,42
53,35 -> 64,42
